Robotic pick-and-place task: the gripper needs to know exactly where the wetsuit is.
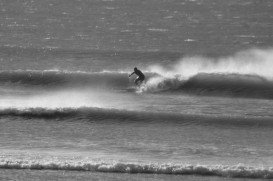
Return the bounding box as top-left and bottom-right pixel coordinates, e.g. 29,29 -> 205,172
134,69 -> 145,84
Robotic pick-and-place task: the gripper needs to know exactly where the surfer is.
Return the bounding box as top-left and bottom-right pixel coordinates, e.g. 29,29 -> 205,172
129,67 -> 145,85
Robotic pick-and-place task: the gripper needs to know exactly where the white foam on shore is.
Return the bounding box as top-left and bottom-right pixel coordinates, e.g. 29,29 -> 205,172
0,159 -> 272,179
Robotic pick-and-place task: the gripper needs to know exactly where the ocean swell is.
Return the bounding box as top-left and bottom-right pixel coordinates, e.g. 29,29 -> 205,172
0,107 -> 272,127
0,160 -> 272,179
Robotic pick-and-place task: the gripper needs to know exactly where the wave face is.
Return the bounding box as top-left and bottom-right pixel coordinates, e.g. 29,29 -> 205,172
0,160 -> 272,179
139,73 -> 273,99
0,70 -> 131,89
1,70 -> 273,99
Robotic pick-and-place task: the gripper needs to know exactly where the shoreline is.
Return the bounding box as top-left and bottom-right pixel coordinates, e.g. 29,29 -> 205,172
0,169 -> 267,181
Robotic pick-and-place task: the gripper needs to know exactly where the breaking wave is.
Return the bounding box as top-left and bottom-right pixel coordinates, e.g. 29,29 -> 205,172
1,70 -> 273,99
0,159 -> 272,179
139,73 -> 273,99
1,48 -> 273,99
139,48 -> 273,99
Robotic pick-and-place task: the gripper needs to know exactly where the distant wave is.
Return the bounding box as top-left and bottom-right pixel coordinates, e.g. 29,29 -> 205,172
0,160 -> 272,179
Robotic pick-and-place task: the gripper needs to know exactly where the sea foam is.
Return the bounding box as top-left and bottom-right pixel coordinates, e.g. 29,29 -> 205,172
149,48 -> 273,79
0,159 -> 272,179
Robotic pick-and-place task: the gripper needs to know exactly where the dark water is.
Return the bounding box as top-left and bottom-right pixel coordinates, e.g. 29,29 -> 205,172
0,0 -> 273,179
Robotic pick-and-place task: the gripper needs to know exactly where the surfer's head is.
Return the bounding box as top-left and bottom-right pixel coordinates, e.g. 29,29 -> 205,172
134,67 -> 137,71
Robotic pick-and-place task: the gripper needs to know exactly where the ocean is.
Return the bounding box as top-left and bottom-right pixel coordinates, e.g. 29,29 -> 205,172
0,0 -> 273,180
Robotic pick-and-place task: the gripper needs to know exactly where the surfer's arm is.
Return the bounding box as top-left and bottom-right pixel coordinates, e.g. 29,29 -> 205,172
129,72 -> 135,77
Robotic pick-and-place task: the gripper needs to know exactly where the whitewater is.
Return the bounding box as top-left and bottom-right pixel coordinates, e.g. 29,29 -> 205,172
1,0 -> 273,180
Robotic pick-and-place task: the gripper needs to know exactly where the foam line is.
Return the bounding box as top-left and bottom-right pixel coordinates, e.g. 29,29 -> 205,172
0,160 -> 272,179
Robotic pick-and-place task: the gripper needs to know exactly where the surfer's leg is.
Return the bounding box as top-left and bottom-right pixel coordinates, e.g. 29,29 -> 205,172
137,76 -> 144,85
135,78 -> 145,86
140,76 -> 145,82
134,77 -> 140,85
